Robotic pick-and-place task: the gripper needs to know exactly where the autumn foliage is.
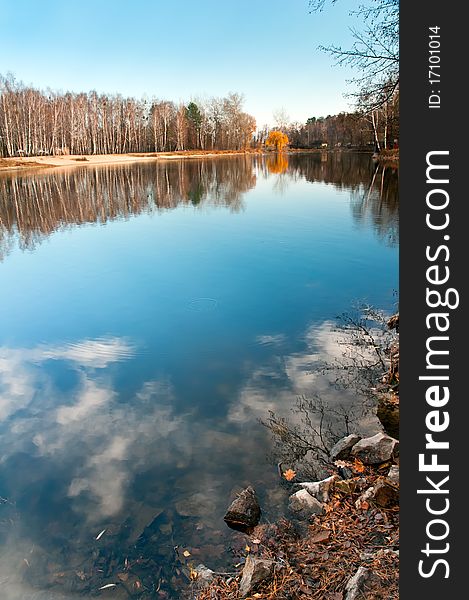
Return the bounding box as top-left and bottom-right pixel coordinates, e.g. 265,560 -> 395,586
266,153 -> 289,174
265,130 -> 289,152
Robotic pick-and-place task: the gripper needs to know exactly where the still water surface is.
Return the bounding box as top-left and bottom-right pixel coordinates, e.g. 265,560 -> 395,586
0,153 -> 398,598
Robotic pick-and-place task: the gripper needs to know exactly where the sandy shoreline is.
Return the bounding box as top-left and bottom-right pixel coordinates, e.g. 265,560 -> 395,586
0,150 -> 264,173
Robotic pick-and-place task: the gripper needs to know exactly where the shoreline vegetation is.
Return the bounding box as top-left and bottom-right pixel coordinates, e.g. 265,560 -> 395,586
0,148 -> 398,173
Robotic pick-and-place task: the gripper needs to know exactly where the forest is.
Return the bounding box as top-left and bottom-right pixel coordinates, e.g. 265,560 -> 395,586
0,74 -> 398,159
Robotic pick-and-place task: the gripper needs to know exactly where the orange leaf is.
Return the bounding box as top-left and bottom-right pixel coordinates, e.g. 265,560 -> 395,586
353,459 -> 365,473
283,469 -> 296,481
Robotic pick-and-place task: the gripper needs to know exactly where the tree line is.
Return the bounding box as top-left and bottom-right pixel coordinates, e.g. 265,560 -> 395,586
282,98 -> 399,150
0,74 -> 256,158
306,0 -> 399,151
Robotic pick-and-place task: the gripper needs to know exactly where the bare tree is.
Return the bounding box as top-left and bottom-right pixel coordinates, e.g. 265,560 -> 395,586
0,75 -> 257,157
309,0 -> 399,110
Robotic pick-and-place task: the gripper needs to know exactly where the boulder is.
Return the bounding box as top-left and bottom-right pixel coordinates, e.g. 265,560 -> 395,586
350,432 -> 399,464
329,434 -> 361,461
288,489 -> 325,517
224,486 -> 261,531
298,475 -> 338,503
344,566 -> 381,600
239,556 -> 274,597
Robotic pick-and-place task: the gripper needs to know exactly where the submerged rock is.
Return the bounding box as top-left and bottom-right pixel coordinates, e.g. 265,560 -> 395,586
329,434 -> 361,461
350,432 -> 399,464
288,489 -> 325,517
239,556 -> 274,597
192,564 -> 215,591
224,486 -> 261,531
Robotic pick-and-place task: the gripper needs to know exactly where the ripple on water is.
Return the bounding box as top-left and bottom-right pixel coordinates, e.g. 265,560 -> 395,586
186,298 -> 218,313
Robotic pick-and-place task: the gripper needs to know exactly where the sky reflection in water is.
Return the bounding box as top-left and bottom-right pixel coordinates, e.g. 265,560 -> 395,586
0,153 -> 398,598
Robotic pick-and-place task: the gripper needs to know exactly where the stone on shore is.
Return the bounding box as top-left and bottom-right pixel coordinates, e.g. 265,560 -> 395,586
288,489 -> 325,517
224,486 -> 261,531
329,434 -> 361,461
298,474 -> 338,503
344,566 -> 381,600
386,464 -> 400,485
371,479 -> 399,508
350,432 -> 399,464
239,556 -> 274,597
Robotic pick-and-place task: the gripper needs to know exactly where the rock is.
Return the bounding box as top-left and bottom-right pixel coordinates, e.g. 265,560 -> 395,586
192,564 -> 214,590
329,434 -> 361,461
344,566 -> 381,600
350,432 -> 399,464
239,556 -> 274,597
371,479 -> 399,508
386,465 -> 399,485
377,399 -> 399,439
288,489 -> 325,517
355,486 -> 375,510
298,475 -> 338,503
337,465 -> 354,480
224,486 -> 261,531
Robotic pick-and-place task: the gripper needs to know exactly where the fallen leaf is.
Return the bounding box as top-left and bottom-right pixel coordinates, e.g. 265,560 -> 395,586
245,544 -> 251,553
252,538 -> 261,544
183,550 -> 191,557
310,530 -> 331,544
353,459 -> 365,473
76,571 -> 86,581
283,469 -> 296,481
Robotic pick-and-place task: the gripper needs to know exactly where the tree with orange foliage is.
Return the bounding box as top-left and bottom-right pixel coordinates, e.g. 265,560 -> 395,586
265,130 -> 289,152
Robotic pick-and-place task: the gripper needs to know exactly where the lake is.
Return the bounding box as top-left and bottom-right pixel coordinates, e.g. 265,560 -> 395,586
0,152 -> 398,598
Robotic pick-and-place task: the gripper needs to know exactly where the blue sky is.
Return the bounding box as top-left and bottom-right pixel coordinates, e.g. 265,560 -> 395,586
1,0 -> 363,127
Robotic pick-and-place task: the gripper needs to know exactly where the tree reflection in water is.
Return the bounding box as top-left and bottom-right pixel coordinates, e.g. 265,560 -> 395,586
0,153 -> 398,260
